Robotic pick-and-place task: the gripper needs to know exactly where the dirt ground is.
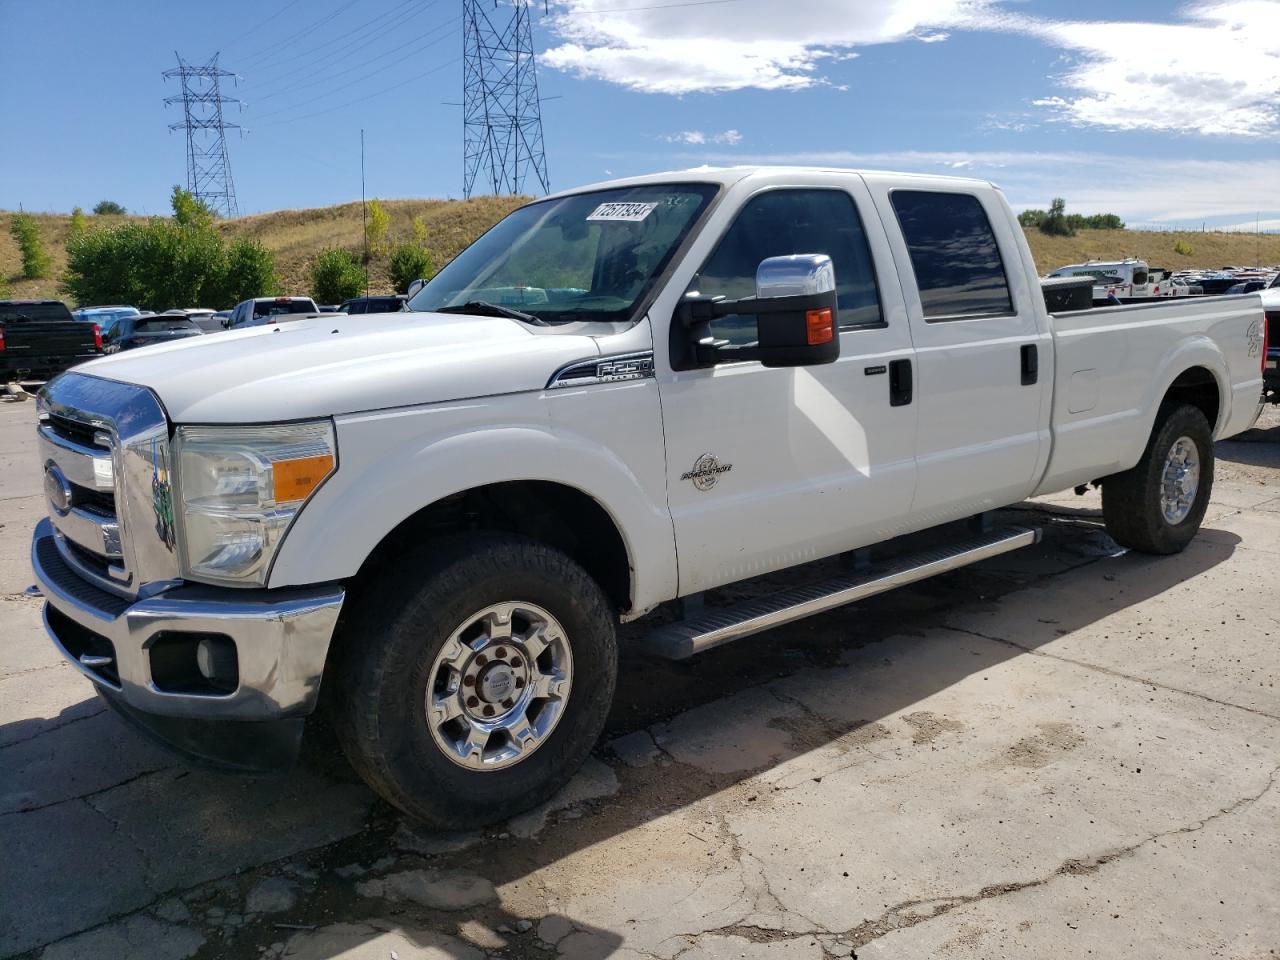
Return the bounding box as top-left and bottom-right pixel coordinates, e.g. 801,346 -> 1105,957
2,399 -> 1277,960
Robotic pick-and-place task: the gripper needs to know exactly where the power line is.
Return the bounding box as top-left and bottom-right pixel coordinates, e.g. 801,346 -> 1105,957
254,56 -> 464,127
163,52 -> 241,217
250,22 -> 459,122
559,0 -> 746,13
252,13 -> 454,107
220,0 -> 308,50
248,0 -> 428,91
239,0 -> 362,64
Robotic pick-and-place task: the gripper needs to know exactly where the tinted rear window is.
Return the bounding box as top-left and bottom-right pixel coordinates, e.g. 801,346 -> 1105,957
136,318 -> 199,332
0,303 -> 74,323
253,300 -> 315,318
890,191 -> 1013,319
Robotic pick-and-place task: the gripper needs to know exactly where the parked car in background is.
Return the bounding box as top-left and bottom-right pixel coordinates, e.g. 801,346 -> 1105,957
318,305 -> 341,313
211,310 -> 233,329
1,300 -> 102,382
229,296 -> 321,328
103,313 -> 204,353
1226,280 -> 1268,295
73,306 -> 141,334
338,294 -> 407,314
161,308 -> 222,332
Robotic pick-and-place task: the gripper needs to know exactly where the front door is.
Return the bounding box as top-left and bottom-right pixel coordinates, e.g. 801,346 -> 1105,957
656,176 -> 919,596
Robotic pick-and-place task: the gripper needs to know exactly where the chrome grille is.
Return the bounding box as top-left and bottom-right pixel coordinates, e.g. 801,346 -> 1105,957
37,373 -> 181,599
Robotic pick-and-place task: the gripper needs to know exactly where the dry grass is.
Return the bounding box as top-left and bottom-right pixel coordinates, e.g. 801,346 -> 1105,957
4,199 -> 1280,306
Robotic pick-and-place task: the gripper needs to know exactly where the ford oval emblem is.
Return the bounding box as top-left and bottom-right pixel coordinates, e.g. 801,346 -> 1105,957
44,463 -> 74,516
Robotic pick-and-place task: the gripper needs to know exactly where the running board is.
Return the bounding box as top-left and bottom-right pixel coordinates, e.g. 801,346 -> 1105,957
643,526 -> 1041,660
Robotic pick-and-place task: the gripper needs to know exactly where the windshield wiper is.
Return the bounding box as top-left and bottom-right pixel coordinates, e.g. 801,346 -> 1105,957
433,300 -> 547,326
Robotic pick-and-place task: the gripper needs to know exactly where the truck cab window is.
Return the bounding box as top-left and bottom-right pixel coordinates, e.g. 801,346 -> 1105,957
890,191 -> 1013,320
688,189 -> 883,346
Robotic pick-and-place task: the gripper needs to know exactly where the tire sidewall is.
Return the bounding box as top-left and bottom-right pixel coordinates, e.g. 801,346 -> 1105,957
347,537 -> 617,825
1141,406 -> 1214,552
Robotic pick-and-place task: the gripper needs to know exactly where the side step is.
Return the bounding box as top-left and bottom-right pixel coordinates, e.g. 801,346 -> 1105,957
643,526 -> 1041,660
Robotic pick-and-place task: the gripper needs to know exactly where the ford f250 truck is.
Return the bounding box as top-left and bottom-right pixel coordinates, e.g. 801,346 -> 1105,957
30,167 -> 1266,827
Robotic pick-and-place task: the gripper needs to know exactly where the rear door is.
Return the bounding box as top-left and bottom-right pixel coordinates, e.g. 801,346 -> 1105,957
864,181 -> 1052,521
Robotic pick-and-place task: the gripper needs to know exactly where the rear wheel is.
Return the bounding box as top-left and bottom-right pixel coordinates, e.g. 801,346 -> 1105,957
331,534 -> 617,828
1102,404 -> 1214,554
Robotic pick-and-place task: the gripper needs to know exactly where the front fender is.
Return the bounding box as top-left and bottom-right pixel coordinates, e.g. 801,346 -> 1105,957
267,391 -> 676,615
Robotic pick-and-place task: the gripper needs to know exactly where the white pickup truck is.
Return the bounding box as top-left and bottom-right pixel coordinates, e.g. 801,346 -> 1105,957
30,167 -> 1266,827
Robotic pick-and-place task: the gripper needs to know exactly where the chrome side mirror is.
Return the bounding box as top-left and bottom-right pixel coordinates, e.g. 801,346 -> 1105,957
755,254 -> 836,299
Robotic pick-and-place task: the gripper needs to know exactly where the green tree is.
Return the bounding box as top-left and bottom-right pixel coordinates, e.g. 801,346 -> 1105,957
92,200 -> 126,216
388,242 -> 433,294
68,206 -> 89,241
1039,197 -> 1075,237
365,199 -> 390,258
1017,209 -> 1046,228
170,185 -> 215,227
309,247 -> 365,304
9,213 -> 52,279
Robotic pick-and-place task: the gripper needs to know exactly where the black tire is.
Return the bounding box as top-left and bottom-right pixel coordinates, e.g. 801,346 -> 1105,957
1102,404 -> 1214,555
330,533 -> 618,828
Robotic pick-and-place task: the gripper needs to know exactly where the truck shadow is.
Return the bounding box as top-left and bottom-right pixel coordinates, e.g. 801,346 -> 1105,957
1215,421 -> 1280,469
0,511 -> 1244,959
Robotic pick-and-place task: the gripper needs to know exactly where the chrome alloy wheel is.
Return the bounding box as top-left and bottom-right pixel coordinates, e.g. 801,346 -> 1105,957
1160,435 -> 1200,525
425,602 -> 573,770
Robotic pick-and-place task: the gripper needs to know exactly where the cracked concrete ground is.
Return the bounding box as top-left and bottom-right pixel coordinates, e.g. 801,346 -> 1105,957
1,396 -> 1277,960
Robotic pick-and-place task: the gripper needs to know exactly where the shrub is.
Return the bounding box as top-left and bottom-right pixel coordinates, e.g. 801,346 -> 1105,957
68,206 -> 88,241
365,199 -> 390,258
218,238 -> 278,305
1173,238 -> 1194,256
0,272 -> 10,298
388,242 -> 433,294
63,188 -> 277,309
93,200 -> 127,216
309,247 -> 365,304
9,213 -> 52,279
1018,209 -> 1045,228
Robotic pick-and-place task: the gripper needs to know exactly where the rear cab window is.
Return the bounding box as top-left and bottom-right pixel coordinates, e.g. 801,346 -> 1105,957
889,191 -> 1013,321
688,188 -> 883,346
253,299 -> 316,319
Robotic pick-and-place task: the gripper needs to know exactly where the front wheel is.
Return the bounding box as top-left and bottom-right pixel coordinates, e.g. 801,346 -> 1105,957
331,534 -> 618,829
1102,404 -> 1214,554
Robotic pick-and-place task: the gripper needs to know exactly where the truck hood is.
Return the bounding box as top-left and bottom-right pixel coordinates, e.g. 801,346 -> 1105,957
78,311 -> 601,422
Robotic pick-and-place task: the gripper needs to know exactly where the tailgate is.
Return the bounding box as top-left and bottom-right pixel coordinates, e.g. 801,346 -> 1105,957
2,320 -> 100,362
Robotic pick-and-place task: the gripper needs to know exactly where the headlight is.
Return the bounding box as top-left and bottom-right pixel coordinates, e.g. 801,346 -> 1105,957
174,421 -> 336,586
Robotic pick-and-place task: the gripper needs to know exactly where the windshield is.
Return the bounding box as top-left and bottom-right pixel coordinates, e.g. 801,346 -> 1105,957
407,183 -> 718,324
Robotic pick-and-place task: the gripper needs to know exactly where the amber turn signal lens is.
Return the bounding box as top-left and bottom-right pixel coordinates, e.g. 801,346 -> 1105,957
272,454 -> 334,503
805,308 -> 834,346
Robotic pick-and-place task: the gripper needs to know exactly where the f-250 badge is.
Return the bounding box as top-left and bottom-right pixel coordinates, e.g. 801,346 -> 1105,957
681,453 -> 733,491
1246,319 -> 1262,358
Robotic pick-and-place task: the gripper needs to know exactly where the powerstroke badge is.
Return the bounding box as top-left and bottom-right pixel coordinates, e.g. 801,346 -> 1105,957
681,453 -> 733,491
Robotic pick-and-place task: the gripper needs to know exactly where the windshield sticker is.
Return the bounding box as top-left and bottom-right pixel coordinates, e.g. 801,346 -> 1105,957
587,201 -> 658,222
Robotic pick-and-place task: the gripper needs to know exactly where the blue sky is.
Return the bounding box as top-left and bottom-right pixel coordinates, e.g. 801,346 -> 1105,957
2,0 -> 1279,229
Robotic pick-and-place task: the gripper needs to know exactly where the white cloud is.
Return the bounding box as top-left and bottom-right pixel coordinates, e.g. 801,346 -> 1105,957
542,0 -> 1280,138
646,148 -> 1280,226
661,129 -> 743,145
1007,2 -> 1280,137
542,0 -> 984,94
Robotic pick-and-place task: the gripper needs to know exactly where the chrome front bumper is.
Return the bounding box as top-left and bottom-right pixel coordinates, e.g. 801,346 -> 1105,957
32,518 -> 344,722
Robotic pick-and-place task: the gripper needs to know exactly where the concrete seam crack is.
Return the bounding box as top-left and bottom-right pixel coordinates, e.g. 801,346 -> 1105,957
0,764 -> 175,818
0,707 -> 106,750
940,624 -> 1280,724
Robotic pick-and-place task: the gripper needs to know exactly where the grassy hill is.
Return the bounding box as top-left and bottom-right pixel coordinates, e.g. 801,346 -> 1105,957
4,198 -> 1280,305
